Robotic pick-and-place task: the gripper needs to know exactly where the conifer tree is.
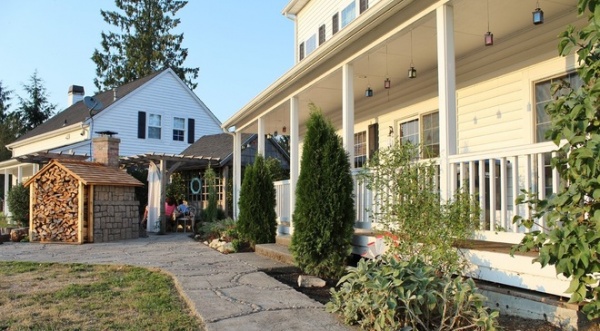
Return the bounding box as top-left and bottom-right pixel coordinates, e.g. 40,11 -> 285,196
237,155 -> 277,247
92,0 -> 199,91
17,70 -> 56,135
290,105 -> 355,278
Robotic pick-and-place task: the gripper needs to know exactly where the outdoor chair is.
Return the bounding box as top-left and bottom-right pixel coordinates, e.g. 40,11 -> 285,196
176,206 -> 196,233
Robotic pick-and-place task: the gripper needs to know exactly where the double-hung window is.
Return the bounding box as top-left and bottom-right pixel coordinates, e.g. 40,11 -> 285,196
173,117 -> 185,141
341,1 -> 356,28
148,114 -> 162,139
534,72 -> 582,143
305,34 -> 317,56
399,111 -> 439,159
354,131 -> 367,168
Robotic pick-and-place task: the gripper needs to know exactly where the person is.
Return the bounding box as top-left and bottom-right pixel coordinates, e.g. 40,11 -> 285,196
177,199 -> 189,216
165,197 -> 177,228
141,205 -> 148,229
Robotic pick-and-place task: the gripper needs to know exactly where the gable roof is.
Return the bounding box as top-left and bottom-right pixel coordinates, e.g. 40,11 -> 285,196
180,133 -> 254,163
14,69 -> 166,143
24,159 -> 143,187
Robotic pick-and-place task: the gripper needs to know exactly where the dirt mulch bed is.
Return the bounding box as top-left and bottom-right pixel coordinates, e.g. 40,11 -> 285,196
263,266 -> 561,331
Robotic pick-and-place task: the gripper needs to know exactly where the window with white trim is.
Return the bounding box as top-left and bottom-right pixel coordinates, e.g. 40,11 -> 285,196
354,131 -> 367,168
422,112 -> 439,158
400,119 -> 419,146
173,117 -> 185,141
534,72 -> 582,143
148,114 -> 162,139
399,111 -> 439,159
305,34 -> 317,56
341,1 -> 356,28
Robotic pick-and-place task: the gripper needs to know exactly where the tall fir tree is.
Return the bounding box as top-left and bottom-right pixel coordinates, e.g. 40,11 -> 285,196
92,0 -> 199,91
237,154 -> 277,247
17,70 -> 56,135
0,81 -> 19,161
289,105 -> 355,278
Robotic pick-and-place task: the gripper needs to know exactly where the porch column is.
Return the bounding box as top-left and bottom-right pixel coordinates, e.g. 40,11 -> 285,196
257,117 -> 265,156
3,169 -> 8,215
233,131 -> 242,220
289,96 -> 299,232
342,63 -> 355,166
436,4 -> 457,201
17,165 -> 23,184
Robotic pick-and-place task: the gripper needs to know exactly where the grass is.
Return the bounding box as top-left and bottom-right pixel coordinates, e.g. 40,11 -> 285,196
0,261 -> 204,330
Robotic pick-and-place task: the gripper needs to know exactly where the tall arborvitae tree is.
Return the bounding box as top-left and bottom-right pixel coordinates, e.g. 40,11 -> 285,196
92,0 -> 199,91
17,70 -> 56,135
237,154 -> 277,247
289,105 -> 355,278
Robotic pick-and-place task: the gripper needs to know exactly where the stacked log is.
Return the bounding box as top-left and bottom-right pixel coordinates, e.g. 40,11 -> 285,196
31,165 -> 79,242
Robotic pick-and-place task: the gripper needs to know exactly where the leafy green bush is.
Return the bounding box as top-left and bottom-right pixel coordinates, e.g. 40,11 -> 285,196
290,106 -> 355,279
511,0 -> 600,319
237,154 -> 277,247
7,183 -> 29,227
166,172 -> 185,202
195,218 -> 235,242
327,256 -> 499,331
360,141 -> 479,273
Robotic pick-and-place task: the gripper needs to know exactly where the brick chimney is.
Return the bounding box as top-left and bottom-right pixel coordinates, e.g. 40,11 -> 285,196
67,85 -> 85,107
93,135 -> 120,168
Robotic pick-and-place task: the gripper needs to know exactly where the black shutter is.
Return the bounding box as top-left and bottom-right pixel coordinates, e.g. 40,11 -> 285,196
137,111 -> 146,139
359,0 -> 368,14
299,42 -> 305,61
368,123 -> 379,159
318,24 -> 326,45
332,13 -> 339,35
187,118 -> 195,143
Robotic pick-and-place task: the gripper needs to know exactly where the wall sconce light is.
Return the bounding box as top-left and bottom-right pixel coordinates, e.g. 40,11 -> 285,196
388,126 -> 394,137
384,78 -> 391,89
532,1 -> 544,25
408,29 -> 417,78
485,0 -> 493,46
365,87 -> 374,97
282,126 -> 287,134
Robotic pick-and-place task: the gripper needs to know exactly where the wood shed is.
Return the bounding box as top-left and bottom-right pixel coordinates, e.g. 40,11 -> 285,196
24,158 -> 143,244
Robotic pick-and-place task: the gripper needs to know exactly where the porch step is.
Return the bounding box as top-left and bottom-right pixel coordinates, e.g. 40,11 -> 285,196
255,235 -> 294,265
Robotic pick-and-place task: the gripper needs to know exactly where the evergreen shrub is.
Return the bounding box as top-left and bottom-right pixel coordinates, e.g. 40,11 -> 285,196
237,154 -> 277,247
289,105 -> 355,278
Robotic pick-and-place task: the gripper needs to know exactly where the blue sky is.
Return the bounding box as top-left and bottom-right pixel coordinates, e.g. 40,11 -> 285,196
0,0 -> 294,123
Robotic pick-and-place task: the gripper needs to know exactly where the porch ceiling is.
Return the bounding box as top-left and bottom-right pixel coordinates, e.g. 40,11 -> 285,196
234,0 -> 578,136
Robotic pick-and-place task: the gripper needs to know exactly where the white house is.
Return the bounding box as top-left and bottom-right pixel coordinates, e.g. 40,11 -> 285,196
222,0 -> 586,324
1,68 -> 222,214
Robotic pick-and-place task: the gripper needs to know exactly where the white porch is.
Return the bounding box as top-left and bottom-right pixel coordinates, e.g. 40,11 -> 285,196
223,0 -> 579,300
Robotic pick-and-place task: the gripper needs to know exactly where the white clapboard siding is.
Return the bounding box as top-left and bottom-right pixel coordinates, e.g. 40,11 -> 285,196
88,70 -> 221,157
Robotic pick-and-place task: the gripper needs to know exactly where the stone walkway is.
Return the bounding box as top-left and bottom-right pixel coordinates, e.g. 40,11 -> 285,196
0,233 -> 354,331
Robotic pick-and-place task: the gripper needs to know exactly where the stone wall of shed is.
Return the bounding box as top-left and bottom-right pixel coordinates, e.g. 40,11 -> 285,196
93,186 -> 139,242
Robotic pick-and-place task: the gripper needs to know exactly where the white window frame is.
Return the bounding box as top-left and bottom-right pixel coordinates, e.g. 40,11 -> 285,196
173,117 -> 185,142
305,34 -> 317,56
534,72 -> 582,143
354,131 -> 367,168
397,111 -> 440,159
148,113 -> 162,139
341,1 -> 356,28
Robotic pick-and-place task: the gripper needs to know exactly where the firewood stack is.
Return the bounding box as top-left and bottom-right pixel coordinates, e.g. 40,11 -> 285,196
31,165 -> 81,242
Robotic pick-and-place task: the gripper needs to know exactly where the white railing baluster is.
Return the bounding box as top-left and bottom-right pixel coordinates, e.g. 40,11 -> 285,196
537,153 -> 546,231
479,159 -> 486,230
489,158 -> 496,231
511,156 -> 519,233
500,157 -> 507,231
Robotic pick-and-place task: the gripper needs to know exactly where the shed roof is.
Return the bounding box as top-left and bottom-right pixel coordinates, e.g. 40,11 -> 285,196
24,159 -> 143,187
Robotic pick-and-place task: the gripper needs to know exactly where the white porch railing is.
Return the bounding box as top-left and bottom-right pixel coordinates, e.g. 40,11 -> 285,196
273,142 -> 560,244
274,179 -> 290,223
